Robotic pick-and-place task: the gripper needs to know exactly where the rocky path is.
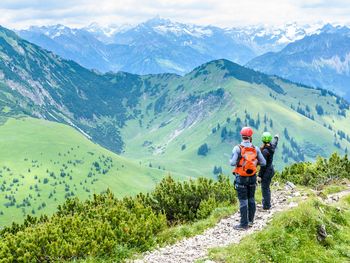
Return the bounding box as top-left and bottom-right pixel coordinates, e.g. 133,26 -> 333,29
134,184 -> 350,263
133,183 -> 299,263
325,187 -> 350,204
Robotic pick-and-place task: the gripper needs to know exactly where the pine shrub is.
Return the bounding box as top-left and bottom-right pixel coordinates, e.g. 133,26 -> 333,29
141,175 -> 235,223
275,153 -> 350,187
0,176 -> 236,261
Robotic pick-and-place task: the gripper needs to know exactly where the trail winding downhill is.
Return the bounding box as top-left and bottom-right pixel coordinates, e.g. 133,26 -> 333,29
134,183 -> 350,263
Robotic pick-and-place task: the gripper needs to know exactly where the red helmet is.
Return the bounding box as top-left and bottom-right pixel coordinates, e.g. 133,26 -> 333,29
240,127 -> 253,137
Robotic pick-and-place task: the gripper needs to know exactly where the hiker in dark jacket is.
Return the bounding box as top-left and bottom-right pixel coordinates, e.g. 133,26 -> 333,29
230,127 -> 266,230
258,132 -> 279,210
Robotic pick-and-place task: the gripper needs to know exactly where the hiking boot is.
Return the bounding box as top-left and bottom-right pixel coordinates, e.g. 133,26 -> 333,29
248,221 -> 254,227
233,224 -> 248,230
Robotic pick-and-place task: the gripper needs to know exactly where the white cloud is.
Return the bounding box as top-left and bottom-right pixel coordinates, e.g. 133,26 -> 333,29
0,0 -> 349,29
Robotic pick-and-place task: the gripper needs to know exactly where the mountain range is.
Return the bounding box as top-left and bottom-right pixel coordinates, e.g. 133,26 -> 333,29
247,24 -> 350,101
1,24 -> 350,225
17,18 -> 350,100
17,17 -> 322,75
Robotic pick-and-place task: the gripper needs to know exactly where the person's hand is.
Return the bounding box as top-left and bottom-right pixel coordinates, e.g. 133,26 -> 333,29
274,134 -> 279,139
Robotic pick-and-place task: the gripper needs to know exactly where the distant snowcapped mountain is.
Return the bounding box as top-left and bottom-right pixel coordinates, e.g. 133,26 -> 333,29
92,18 -> 322,54
83,18 -> 321,55
106,17 -> 257,74
227,22 -> 323,54
26,24 -> 75,38
16,17 -> 327,75
18,24 -> 115,72
141,17 -> 214,38
84,22 -> 133,43
247,24 -> 350,100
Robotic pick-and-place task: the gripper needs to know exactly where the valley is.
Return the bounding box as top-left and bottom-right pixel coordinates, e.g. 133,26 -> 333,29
0,117 -> 170,226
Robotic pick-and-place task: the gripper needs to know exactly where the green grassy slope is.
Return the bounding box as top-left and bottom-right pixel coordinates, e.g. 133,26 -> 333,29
0,117 -> 175,227
207,195 -> 350,262
0,25 -> 148,153
121,60 -> 350,177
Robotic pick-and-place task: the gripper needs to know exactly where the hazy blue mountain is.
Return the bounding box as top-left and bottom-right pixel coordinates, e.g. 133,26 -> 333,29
225,22 -> 320,54
247,24 -> 350,100
108,17 -> 256,74
17,18 -> 322,75
17,24 -> 121,72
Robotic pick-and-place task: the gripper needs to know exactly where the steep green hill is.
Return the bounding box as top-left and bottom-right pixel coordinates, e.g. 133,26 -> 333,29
0,25 -> 144,153
0,117 -> 171,226
120,59 -> 350,176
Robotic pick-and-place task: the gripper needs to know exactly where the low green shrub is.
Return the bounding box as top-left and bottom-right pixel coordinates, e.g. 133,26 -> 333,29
0,190 -> 166,262
137,175 -> 236,223
0,175 -> 236,262
275,153 -> 350,187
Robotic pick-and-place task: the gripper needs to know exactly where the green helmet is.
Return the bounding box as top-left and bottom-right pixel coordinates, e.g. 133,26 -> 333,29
262,132 -> 273,143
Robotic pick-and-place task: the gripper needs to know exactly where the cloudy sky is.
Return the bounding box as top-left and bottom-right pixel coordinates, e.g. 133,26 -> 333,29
0,0 -> 349,29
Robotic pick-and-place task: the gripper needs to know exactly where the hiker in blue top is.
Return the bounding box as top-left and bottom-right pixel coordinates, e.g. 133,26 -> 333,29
258,132 -> 279,210
230,127 -> 266,230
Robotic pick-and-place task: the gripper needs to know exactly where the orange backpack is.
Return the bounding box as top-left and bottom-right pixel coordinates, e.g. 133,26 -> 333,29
234,145 -> 258,176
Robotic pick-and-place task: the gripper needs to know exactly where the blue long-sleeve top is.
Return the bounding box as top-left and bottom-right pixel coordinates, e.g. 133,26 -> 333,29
230,140 -> 266,167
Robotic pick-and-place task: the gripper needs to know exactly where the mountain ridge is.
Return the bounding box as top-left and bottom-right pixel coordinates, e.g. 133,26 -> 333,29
247,24 -> 350,100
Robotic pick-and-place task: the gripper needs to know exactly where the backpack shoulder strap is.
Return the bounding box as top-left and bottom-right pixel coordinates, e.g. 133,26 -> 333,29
248,145 -> 258,159
236,144 -> 243,167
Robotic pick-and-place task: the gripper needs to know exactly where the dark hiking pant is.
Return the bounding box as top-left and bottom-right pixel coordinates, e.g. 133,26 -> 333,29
235,174 -> 257,227
259,166 -> 275,209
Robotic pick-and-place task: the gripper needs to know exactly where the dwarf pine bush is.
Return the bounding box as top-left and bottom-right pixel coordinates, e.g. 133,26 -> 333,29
0,175 -> 236,262
275,153 -> 350,187
137,175 -> 236,223
0,190 -> 166,261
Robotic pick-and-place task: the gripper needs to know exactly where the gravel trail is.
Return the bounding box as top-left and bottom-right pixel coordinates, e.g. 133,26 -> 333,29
134,184 -> 350,263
